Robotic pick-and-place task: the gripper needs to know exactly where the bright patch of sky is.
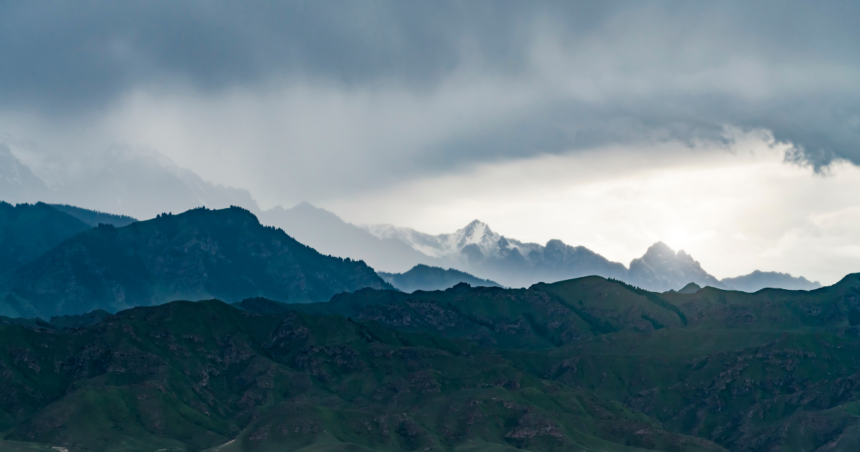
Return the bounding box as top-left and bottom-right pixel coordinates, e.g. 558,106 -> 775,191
323,130 -> 860,285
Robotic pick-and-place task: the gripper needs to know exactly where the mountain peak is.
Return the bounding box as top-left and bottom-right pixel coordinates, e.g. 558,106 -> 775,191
464,219 -> 489,231
644,241 -> 677,257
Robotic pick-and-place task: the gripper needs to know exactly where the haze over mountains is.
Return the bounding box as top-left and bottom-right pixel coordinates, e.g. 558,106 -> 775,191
261,201 -> 821,293
1,144 -> 258,220
0,142 -> 823,294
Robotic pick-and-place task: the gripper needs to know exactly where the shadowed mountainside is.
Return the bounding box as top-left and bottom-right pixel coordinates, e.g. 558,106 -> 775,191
0,206 -> 392,318
49,203 -> 138,227
0,201 -> 91,274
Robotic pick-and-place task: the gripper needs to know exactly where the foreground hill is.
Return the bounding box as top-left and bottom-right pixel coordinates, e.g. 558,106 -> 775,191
378,264 -> 502,292
0,206 -> 391,318
0,201 -> 91,274
6,275 -> 860,450
0,299 -> 722,452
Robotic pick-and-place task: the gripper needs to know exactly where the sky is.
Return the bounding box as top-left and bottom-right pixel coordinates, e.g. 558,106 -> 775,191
1,1 -> 859,284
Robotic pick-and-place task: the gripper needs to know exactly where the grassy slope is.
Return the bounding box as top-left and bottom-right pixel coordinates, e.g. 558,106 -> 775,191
0,300 -> 723,452
5,274 -> 860,451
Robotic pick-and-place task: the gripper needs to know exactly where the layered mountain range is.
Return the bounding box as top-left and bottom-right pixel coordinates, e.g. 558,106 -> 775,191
0,205 -> 391,319
259,202 -> 820,292
1,142 -> 823,293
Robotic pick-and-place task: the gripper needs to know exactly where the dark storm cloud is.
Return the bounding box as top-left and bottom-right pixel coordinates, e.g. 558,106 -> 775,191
1,0 -> 859,169
0,0 -> 547,109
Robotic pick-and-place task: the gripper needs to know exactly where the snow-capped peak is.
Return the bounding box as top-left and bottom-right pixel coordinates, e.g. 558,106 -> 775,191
360,219 -> 529,261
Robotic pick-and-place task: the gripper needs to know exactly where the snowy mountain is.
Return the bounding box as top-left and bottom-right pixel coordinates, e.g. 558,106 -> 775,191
365,220 -> 542,262
363,219 -> 821,292
363,220 -> 627,288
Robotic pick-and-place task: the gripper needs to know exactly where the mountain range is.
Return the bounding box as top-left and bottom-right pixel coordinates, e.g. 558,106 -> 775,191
1,142 -> 824,293
378,264 -> 501,292
259,202 -> 820,292
3,273 -> 860,451
0,206 -> 391,319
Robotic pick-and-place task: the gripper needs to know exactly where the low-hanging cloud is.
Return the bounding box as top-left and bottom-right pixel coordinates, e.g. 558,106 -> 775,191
1,0 -> 859,206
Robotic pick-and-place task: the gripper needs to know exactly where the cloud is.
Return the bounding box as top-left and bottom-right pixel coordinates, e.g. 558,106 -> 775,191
0,0 -> 859,202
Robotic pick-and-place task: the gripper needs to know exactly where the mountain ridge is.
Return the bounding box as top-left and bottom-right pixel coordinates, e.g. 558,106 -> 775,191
378,264 -> 502,292
0,206 -> 392,318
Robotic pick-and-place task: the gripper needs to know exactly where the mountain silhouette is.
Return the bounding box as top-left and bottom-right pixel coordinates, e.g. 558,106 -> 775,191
378,264 -> 501,292
0,206 -> 392,318
0,201 -> 91,274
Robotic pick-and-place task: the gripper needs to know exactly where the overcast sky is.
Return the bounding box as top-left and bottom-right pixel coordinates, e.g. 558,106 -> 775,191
1,1 -> 859,284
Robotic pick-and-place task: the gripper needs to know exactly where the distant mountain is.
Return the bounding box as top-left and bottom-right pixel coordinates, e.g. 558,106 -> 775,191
721,270 -> 821,292
365,220 -> 627,288
627,242 -> 725,292
364,220 -> 821,293
0,206 -> 392,319
258,202 -> 434,273
49,204 -> 137,227
0,201 -> 90,274
378,264 -> 501,292
0,144 -> 51,203
677,282 -> 702,294
0,144 -> 260,220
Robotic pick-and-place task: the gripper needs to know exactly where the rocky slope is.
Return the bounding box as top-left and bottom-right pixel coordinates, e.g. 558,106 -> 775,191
0,206 -> 392,318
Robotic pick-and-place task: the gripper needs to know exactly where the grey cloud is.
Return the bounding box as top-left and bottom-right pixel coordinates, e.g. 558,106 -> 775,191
1,0 -> 859,176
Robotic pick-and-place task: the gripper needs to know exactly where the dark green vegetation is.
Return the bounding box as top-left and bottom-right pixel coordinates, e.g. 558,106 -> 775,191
0,201 -> 90,275
5,275 -> 860,451
49,204 -> 138,228
0,206 -> 392,319
0,310 -> 109,330
378,264 -> 501,293
0,297 -> 723,452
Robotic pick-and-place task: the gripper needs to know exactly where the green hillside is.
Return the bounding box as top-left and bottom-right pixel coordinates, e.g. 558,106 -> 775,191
0,299 -> 722,452
0,206 -> 392,318
4,275 -> 860,451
